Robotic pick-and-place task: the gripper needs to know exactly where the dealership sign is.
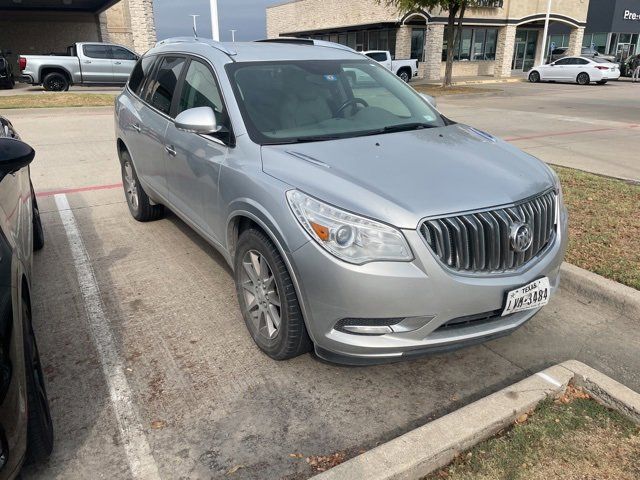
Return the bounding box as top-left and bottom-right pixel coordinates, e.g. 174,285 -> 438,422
623,9 -> 640,21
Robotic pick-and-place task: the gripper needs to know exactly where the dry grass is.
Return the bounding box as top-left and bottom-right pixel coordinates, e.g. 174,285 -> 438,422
554,166 -> 640,290
426,387 -> 640,480
412,84 -> 494,96
0,93 -> 116,109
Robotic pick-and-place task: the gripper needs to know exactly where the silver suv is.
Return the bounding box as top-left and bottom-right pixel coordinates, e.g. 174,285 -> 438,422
114,38 -> 568,365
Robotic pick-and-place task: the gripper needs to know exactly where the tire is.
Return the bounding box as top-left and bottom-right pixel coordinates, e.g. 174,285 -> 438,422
23,299 -> 54,463
234,228 -> 312,360
120,150 -> 164,222
597,80 -> 608,85
32,190 -> 45,251
528,71 -> 540,83
42,72 -> 69,92
398,68 -> 410,83
576,72 -> 590,85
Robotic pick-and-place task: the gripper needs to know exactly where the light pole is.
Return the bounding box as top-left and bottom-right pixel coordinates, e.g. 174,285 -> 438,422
210,0 -> 220,41
189,14 -> 200,39
538,0 -> 552,65
230,29 -> 237,42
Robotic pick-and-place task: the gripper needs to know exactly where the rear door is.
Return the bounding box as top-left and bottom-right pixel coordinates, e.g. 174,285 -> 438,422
164,57 -> 231,240
80,44 -> 114,83
111,46 -> 138,84
129,55 -> 186,201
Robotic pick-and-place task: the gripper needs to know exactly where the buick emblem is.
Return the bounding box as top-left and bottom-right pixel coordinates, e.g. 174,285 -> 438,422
510,222 -> 533,253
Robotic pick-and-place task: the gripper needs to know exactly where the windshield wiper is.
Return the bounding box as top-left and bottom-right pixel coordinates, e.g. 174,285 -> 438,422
380,122 -> 437,133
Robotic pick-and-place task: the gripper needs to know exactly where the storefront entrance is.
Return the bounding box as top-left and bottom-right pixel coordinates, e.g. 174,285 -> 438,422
512,29 -> 539,71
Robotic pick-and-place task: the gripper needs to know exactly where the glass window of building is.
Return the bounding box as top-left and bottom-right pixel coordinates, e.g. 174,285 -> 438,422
442,28 -> 498,61
410,29 -> 425,60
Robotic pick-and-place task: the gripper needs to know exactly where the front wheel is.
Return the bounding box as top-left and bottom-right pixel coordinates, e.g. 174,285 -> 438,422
577,72 -> 590,85
528,71 -> 540,83
234,228 -> 312,360
23,299 -> 54,463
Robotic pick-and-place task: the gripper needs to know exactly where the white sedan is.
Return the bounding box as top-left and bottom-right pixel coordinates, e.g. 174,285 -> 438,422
528,56 -> 620,85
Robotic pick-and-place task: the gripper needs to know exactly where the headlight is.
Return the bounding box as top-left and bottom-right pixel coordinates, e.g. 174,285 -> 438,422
286,190 -> 413,265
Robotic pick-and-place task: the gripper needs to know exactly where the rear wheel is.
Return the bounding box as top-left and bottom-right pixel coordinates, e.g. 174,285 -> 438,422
234,228 -> 312,360
398,68 -> 410,83
43,72 -> 69,92
528,71 -> 540,83
23,299 -> 54,463
577,72 -> 590,85
120,150 -> 164,222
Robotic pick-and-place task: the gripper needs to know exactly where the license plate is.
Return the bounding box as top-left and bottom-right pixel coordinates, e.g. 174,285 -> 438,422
501,277 -> 550,317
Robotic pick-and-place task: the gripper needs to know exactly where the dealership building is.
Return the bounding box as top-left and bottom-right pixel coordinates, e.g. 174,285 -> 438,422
267,0 -> 639,81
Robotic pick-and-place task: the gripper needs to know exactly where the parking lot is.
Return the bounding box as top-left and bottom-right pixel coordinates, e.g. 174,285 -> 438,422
4,80 -> 640,479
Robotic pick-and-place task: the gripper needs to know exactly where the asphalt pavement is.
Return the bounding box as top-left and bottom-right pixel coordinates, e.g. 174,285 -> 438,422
2,81 -> 639,479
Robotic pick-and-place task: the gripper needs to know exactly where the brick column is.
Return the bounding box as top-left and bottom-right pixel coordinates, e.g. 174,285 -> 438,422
98,11 -> 110,43
395,25 -> 412,60
494,25 -> 517,78
128,0 -> 156,53
422,23 -> 444,81
567,27 -> 585,57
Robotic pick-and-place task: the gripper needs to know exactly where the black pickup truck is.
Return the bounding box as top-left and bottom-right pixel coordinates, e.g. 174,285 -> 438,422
0,50 -> 14,89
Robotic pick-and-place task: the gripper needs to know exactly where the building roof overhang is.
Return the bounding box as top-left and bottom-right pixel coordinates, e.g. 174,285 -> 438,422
0,0 -> 119,13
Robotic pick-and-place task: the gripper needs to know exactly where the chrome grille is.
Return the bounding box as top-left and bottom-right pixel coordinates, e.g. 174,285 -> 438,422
420,190 -> 557,273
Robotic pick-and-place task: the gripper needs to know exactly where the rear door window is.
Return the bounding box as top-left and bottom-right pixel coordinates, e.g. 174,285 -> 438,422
83,45 -> 111,59
112,46 -> 137,61
366,52 -> 387,62
129,55 -> 156,95
143,56 -> 186,116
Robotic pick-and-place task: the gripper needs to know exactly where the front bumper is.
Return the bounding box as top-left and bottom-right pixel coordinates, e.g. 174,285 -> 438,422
288,206 -> 568,365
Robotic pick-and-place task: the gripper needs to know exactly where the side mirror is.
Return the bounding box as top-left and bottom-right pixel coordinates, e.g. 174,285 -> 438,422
175,107 -> 221,135
419,93 -> 437,108
0,138 -> 35,175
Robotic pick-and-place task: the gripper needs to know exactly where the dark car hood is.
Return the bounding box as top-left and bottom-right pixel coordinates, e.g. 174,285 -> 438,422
262,124 -> 556,229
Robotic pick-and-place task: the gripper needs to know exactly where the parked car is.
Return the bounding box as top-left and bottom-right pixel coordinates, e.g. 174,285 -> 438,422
529,56 -> 620,85
0,50 -> 14,89
548,47 -> 568,63
19,42 -> 138,91
0,116 -> 51,479
580,47 -> 616,63
115,38 -> 567,365
364,50 -> 418,82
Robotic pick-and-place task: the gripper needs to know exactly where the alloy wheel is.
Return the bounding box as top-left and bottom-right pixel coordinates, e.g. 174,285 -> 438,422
240,249 -> 282,340
123,161 -> 139,211
400,71 -> 409,82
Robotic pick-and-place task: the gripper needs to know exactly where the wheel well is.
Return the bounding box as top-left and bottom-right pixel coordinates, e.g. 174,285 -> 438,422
40,67 -> 70,83
117,138 -> 128,158
397,67 -> 411,76
228,216 -> 263,259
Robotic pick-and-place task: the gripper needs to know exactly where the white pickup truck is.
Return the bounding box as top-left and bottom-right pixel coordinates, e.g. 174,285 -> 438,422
364,50 -> 419,82
19,42 -> 138,91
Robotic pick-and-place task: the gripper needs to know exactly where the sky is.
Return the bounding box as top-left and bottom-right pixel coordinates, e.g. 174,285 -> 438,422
153,0 -> 275,42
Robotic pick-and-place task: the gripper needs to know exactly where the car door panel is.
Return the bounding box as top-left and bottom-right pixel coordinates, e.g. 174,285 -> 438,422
111,46 -> 138,84
80,44 -> 114,83
165,58 -> 230,241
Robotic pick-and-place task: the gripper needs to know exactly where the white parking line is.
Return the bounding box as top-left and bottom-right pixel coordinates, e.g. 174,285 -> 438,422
54,194 -> 161,480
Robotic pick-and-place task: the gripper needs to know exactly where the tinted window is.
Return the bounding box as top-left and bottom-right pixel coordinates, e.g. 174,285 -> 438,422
365,52 -> 387,62
574,58 -> 589,65
144,56 -> 185,116
128,55 -> 156,95
83,45 -> 111,59
554,58 -> 572,65
112,46 -> 137,61
177,60 -> 227,124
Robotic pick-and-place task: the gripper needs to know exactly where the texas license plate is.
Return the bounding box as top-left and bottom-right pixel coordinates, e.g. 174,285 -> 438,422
501,277 -> 550,317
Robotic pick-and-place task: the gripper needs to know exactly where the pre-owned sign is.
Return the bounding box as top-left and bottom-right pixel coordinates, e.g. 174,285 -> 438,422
623,9 -> 640,21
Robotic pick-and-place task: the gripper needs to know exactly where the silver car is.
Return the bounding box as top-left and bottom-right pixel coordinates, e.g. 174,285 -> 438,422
114,38 -> 568,365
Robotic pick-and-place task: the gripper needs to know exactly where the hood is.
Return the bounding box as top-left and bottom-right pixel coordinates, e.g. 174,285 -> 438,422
262,124 -> 556,229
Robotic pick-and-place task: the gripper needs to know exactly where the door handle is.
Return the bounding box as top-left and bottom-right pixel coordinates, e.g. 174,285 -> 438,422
165,145 -> 177,156
84,60 -> 92,64
114,61 -> 122,65
130,123 -> 141,133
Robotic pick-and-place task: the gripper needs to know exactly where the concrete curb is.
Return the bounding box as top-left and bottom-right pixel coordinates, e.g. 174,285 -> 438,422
312,361 -> 640,480
560,263 -> 640,319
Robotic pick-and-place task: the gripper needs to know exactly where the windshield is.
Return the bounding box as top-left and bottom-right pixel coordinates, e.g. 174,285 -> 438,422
226,59 -> 445,145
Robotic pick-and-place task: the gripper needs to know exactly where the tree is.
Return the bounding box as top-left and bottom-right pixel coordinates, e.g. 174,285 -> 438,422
381,0 -> 474,87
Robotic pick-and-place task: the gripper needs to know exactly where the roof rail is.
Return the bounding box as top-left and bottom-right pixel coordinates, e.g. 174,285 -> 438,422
155,37 -> 237,56
256,37 -> 359,54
